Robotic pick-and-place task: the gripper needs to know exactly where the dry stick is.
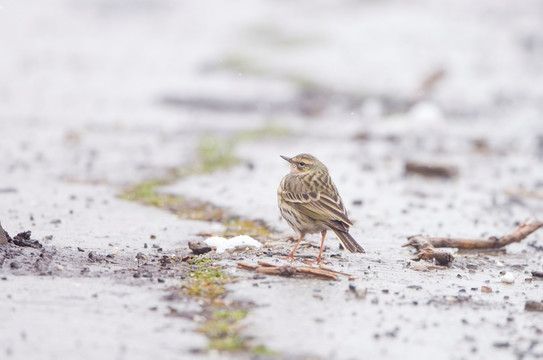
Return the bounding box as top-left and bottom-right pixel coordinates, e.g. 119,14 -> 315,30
504,189 -> 543,200
237,262 -> 341,280
403,219 -> 543,266
257,261 -> 276,267
406,219 -> 543,250
237,262 -> 258,271
404,161 -> 458,179
318,266 -> 352,276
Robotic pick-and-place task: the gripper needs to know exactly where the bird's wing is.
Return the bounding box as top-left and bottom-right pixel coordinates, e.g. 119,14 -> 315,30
280,188 -> 353,228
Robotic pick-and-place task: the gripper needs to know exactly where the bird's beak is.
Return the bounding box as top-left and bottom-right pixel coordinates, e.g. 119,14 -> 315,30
280,155 -> 293,163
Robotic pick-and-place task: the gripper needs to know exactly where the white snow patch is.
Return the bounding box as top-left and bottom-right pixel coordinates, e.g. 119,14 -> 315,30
205,235 -> 262,254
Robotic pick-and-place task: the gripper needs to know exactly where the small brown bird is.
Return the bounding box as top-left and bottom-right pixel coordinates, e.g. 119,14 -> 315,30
277,153 -> 365,263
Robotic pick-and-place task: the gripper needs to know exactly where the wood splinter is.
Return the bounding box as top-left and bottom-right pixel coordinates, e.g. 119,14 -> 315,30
237,261 -> 352,281
404,219 -> 543,266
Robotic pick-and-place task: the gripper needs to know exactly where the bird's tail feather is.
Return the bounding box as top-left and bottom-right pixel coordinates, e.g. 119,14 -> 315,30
332,230 -> 365,253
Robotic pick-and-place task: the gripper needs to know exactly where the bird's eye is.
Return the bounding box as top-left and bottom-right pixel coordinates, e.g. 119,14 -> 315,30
299,162 -> 306,166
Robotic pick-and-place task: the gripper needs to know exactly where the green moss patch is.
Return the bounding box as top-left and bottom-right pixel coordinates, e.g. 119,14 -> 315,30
200,309 -> 249,351
183,258 -> 230,299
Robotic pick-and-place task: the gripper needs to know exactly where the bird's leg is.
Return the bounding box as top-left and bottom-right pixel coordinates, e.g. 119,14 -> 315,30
316,230 -> 327,263
305,231 -> 331,265
283,234 -> 305,261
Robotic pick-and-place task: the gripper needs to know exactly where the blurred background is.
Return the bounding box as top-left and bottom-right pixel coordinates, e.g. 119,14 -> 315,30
2,0 -> 542,228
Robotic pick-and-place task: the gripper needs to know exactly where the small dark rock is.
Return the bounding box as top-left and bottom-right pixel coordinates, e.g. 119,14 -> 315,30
493,341 -> 510,348
77,247 -> 85,252
188,241 -> 212,255
157,278 -> 165,283
50,219 -> 61,225
10,261 -> 20,269
525,300 -> 543,312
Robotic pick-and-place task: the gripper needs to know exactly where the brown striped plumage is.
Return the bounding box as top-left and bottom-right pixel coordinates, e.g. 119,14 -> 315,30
277,154 -> 365,263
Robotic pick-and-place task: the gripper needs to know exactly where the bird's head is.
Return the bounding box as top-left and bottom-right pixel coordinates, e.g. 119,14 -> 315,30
280,153 -> 326,175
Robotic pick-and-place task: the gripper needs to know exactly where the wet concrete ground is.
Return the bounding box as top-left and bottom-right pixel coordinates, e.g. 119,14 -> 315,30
1,0 -> 543,359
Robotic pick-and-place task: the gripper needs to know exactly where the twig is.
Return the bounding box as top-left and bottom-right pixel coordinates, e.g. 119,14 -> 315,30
412,265 -> 450,271
318,266 -> 351,276
405,219 -> 543,250
257,261 -> 276,268
403,219 -> 543,265
505,189 -> 543,200
237,261 -> 347,280
237,262 -> 257,271
405,161 -> 458,179
414,68 -> 446,99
